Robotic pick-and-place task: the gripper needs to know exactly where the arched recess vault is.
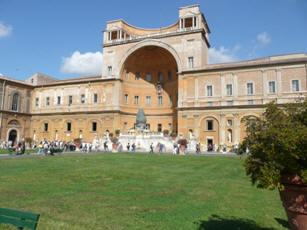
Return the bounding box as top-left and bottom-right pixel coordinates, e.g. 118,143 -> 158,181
119,40 -> 182,132
118,40 -> 183,75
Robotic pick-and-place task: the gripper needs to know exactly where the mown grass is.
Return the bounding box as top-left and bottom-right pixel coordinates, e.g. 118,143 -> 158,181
0,148 -> 37,154
0,153 -> 288,229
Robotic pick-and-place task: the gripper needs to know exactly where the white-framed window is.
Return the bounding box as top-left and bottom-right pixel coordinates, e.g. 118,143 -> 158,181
11,93 -> 19,111
124,94 -> 128,104
227,100 -> 233,106
188,57 -> 194,68
247,83 -> 254,95
57,96 -> 61,105
208,101 -> 213,106
207,85 -> 213,97
248,100 -> 254,105
206,120 -> 214,131
66,122 -> 72,132
108,66 -> 112,76
134,95 -> 139,105
268,81 -> 276,94
292,80 -> 299,92
93,93 -> 98,104
158,72 -> 163,81
146,74 -> 152,82
226,84 -> 233,96
35,98 -> 39,107
158,96 -> 163,106
46,97 -> 50,106
135,72 -> 140,80
146,96 -> 151,105
69,95 -> 72,105
81,94 -> 85,104
92,122 -> 97,132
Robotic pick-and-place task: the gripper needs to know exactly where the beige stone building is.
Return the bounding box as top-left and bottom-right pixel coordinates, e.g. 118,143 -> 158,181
0,5 -> 306,149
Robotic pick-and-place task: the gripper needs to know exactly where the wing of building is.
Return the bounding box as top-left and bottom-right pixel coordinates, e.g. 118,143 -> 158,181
1,5 -> 306,149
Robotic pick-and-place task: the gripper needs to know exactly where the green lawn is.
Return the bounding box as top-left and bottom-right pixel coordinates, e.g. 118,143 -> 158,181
0,148 -> 37,154
0,153 -> 288,230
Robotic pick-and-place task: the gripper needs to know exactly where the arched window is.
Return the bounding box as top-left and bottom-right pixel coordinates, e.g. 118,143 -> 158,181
11,93 -> 19,111
8,120 -> 20,126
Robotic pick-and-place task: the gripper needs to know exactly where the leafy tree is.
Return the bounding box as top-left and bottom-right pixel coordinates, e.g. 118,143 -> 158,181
238,99 -> 307,190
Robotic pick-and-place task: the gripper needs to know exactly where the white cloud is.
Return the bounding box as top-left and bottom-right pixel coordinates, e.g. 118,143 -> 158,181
257,32 -> 271,45
0,73 -> 3,76
0,22 -> 12,38
61,51 -> 102,76
209,46 -> 238,64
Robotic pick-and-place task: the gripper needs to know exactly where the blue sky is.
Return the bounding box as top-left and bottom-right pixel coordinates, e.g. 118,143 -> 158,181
0,0 -> 306,80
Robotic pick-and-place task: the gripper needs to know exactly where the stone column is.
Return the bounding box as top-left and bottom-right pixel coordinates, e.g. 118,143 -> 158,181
219,114 -> 226,147
194,76 -> 199,106
233,113 -> 240,144
192,17 -> 195,29
276,68 -> 282,97
233,72 -> 238,98
220,74 -> 225,99
262,70 -> 267,100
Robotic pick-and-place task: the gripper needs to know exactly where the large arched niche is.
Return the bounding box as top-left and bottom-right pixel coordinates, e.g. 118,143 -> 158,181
120,44 -> 179,133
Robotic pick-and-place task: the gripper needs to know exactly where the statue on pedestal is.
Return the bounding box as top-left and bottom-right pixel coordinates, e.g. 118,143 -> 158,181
136,108 -> 147,131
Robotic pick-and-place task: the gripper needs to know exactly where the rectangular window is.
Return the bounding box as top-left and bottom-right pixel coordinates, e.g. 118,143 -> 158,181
108,66 -> 112,76
135,72 -> 140,80
81,94 -> 85,104
157,124 -> 162,132
46,97 -> 50,106
67,122 -> 72,132
125,71 -> 129,79
292,80 -> 299,92
227,119 -> 233,126
268,81 -> 276,93
207,85 -> 213,97
248,100 -> 254,105
208,101 -> 213,106
158,95 -> 163,106
134,95 -> 139,105
169,95 -> 172,105
188,57 -> 194,68
124,94 -> 128,104
247,83 -> 254,95
206,120 -> 213,131
44,123 -> 48,132
146,96 -> 151,105
93,93 -> 98,103
35,98 -> 39,107
226,84 -> 233,96
57,96 -> 61,105
158,72 -> 163,82
69,95 -> 72,105
227,100 -> 233,106
146,74 -> 152,82
168,71 -> 172,80
92,122 -> 97,132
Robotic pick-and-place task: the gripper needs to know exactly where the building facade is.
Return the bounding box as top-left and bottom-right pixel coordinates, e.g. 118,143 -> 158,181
0,5 -> 306,149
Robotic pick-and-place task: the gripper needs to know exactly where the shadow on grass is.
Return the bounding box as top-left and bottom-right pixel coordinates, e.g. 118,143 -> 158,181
274,218 -> 290,229
196,215 -> 276,230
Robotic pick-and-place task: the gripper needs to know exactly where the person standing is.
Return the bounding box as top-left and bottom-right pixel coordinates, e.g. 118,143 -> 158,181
150,143 -> 154,154
127,143 -> 130,152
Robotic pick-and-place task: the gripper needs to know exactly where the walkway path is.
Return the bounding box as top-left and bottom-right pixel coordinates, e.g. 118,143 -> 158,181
0,150 -> 239,159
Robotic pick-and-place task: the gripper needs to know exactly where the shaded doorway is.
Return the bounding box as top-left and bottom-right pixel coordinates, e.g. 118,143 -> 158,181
8,129 -> 17,146
207,138 -> 213,151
